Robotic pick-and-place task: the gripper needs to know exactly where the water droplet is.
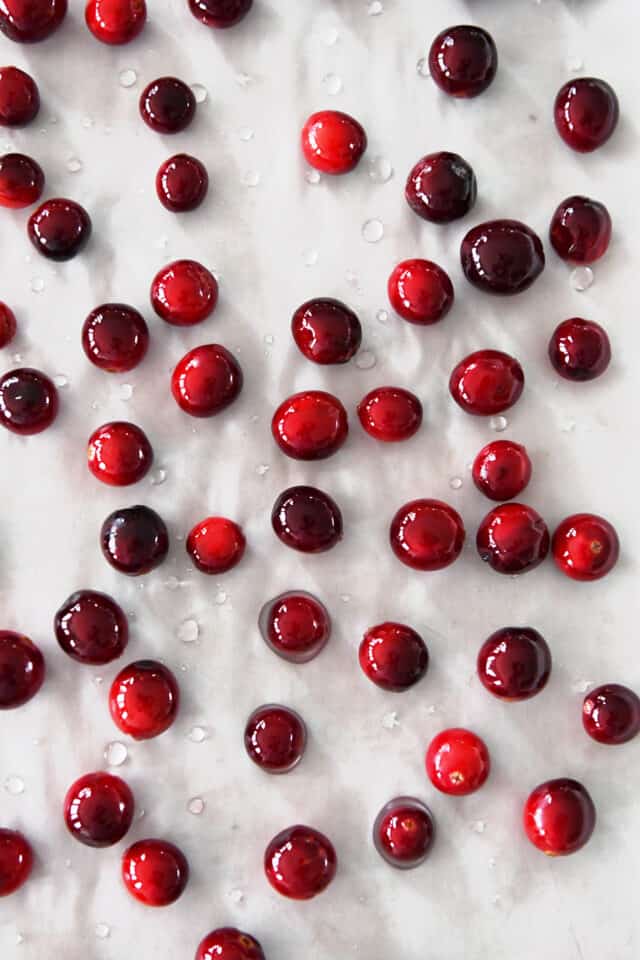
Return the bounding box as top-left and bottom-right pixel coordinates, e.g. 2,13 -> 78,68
325,27 -> 339,45
64,859 -> 72,868
354,350 -> 376,370
242,170 -> 261,187
53,374 -> 69,388
15,933 -> 24,945
119,68 -> 137,88
150,468 -> 167,485
4,775 -> 25,796
561,418 -> 576,433
30,276 -> 45,294
39,127 -> 47,135
488,857 -> 497,869
177,618 -> 199,645
82,116 -> 94,129
362,218 -> 384,243
256,464 -> 270,477
238,126 -> 254,141
492,894 -> 502,907
571,266 -> 594,291
187,796 -> 205,816
65,155 -> 83,174
49,116 -> 58,125
376,309 -> 389,325
368,155 -> 393,184
95,924 -> 110,940
305,168 -> 321,185
572,679 -> 594,694
235,73 -> 252,88
323,73 -> 343,95
490,415 -> 508,432
188,725 -> 209,743
340,593 -> 351,603
264,334 -> 274,345
228,887 -> 245,904
471,820 -> 487,834
165,576 -> 180,591
367,0 -> 383,15
449,476 -> 463,490
137,808 -> 146,820
12,352 -> 23,363
104,741 -> 128,767
215,589 -> 227,605
303,248 -> 319,266
567,54 -> 583,72
93,676 -> 103,687
157,234 -> 169,249
382,711 -> 399,730
180,663 -> 188,672
426,704 -> 436,715
119,383 -> 133,401
416,57 -> 430,77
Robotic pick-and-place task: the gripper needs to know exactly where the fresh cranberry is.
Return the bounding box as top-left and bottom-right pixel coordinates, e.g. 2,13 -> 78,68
272,390 -> 348,460
548,318 -> 611,382
244,704 -> 306,774
156,153 -> 208,213
82,303 -> 149,372
0,66 -> 40,125
387,258 -> 454,325
583,684 -> 640,745
477,627 -> 551,701
264,825 -> 336,900
390,499 -> 464,571
64,771 -> 134,847
151,259 -> 217,326
88,421 -> 153,486
0,631 -> 45,709
523,779 -> 596,855
171,344 -> 242,417
428,24 -> 498,98
186,516 -> 245,574
55,590 -> 128,665
101,505 -> 169,575
291,297 -> 361,365
552,513 -> 619,581
461,220 -> 545,295
139,77 -> 195,134
271,485 -> 343,554
554,78 -> 618,153
196,928 -> 265,960
472,440 -> 532,501
110,659 -> 179,739
359,622 -> 428,692
0,301 -> 17,347
0,0 -> 67,42
301,110 -> 367,175
0,367 -> 58,435
405,152 -> 476,224
373,797 -> 434,869
122,838 -> 189,906
187,0 -> 252,28
550,196 -> 611,264
477,502 -> 549,575
449,349 -> 524,416
426,728 -> 490,796
0,829 -> 32,896
85,0 -> 146,44
259,591 -> 331,664
0,152 -> 44,208
28,198 -> 91,260
357,386 -> 422,442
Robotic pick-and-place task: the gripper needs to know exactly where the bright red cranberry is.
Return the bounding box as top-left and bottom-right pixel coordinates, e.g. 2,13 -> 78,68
291,298 -> 361,365
122,838 -> 189,906
548,318 -> 611,382
524,779 -> 595,855
554,78 -> 618,153
477,502 -> 549,575
0,0 -> 67,42
472,440 -> 532,501
426,728 -> 490,796
171,344 -> 242,417
405,151 -> 476,224
244,704 -> 306,774
552,513 -> 619,582
139,77 -> 195,134
373,797 -> 434,869
186,516 -> 245,574
358,386 -> 422,442
110,659 -> 179,739
151,259 -> 218,326
101,505 -> 169,575
0,301 -> 17,347
461,220 -> 545,294
0,367 -> 58,435
156,154 -> 208,213
583,684 -> 640,745
259,591 -> 330,664
272,390 -> 348,460
0,66 -> 40,125
28,198 -> 91,260
449,349 -> 524,416
387,258 -> 453,325
88,421 -> 152,487
85,0 -> 146,44
0,152 -> 44,208
428,24 -> 497,98
264,825 -> 336,900
64,771 -> 134,847
196,928 -> 265,960
390,499 -> 464,571
359,622 -> 428,692
550,196 -> 611,265
187,0 -> 252,28
271,485 -> 343,554
82,303 -> 149,372
301,110 -> 367,175
0,829 -> 32,896
55,590 -> 128,665
477,627 -> 551,701
0,631 -> 45,709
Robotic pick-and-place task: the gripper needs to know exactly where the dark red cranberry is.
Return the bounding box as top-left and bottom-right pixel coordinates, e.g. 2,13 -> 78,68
426,728 -> 490,796
477,627 -> 551,701
156,154 -> 208,212
0,0 -> 67,42
390,499 -> 465,571
28,198 -> 91,260
449,349 -> 524,416
358,386 -> 422,442
244,704 -> 306,774
64,771 -> 134,847
301,110 -> 367,175
271,485 -> 343,554
0,367 -> 58,435
187,0 -> 252,28
0,152 -> 44,208
55,590 -> 128,665
186,516 -> 246,574
472,440 -> 532,501
550,195 -> 611,264
272,390 -> 348,460
554,78 -> 618,153
264,825 -> 336,900
0,631 -> 45,709
0,66 -> 40,125
151,259 -> 218,325
428,24 -> 498,98
373,797 -> 434,869
85,0 -> 146,45
0,301 -> 17,348
477,502 -> 549,575
552,513 -> 619,582
548,318 -> 610,382
171,344 -> 242,417
387,258 -> 454,325
524,779 -> 596,855
196,928 -> 265,960
0,829 -> 32,896
88,421 -> 153,486
82,303 -> 149,372
259,591 -> 331,664
359,621 -> 428,692
461,220 -> 545,295
110,659 -> 179,740
405,152 -> 476,224
101,505 -> 169,575
291,298 -> 361,365
583,684 -> 640,745
139,77 -> 195,134
122,838 -> 189,906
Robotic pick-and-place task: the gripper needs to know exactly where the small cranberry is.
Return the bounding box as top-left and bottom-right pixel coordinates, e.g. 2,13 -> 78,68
186,516 -> 246,574
0,152 -> 44,208
387,258 -> 454,325
405,151 -> 476,223
472,439 -> 532,501
583,684 -> 640,745
0,66 -> 40,126
64,771 -> 134,847
426,728 -> 490,796
156,154 -> 208,212
139,77 -> 195,134
264,825 -> 336,900
524,778 -> 596,855
449,349 -> 524,416
151,259 -> 218,325
0,631 -> 45,709
373,797 -> 434,869
552,513 -> 619,581
28,197 -> 91,260
101,504 -> 169,575
259,591 -> 331,664
88,421 -> 153,486
301,110 -> 367,175
550,195 -> 611,264
272,390 -> 348,460
461,220 -> 545,294
82,303 -> 149,372
110,659 -> 179,739
0,367 -> 58,434
357,386 -> 422,442
55,590 -> 128,665
477,502 -> 550,575
0,829 -> 32,896
122,838 -> 189,906
477,627 -> 551,700
554,78 -> 618,153
548,318 -> 611,382
359,621 -> 428,692
0,301 -> 17,347
187,0 -> 252,28
291,298 -> 361,365
428,25 -> 498,98
244,704 -> 306,774
390,499 -> 465,571
196,928 -> 265,960
85,0 -> 146,44
0,0 -> 67,43
271,485 -> 343,553
171,344 -> 242,417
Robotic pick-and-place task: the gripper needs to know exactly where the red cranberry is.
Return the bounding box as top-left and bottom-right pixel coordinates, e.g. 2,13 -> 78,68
82,303 -> 149,372
0,631 -> 45,709
0,66 -> 40,125
0,152 -> 44,208
358,386 -> 422,442
477,627 -> 551,701
55,590 -> 128,665
301,110 -> 367,175
28,198 -> 91,260
477,502 -> 549,575
196,928 -> 265,960
186,516 -> 246,574
0,301 -> 17,347
244,704 -> 306,774
0,829 -> 32,896
85,0 -> 146,44
0,367 -> 58,435
291,298 -> 361,365
428,24 -> 498,98
272,390 -> 348,460
548,318 -> 611,382
264,825 -> 336,900
156,154 -> 208,213
171,344 -> 242,417
461,220 -> 545,295
554,78 -> 618,153
405,151 -> 476,224
524,778 -> 596,855
373,797 -> 434,869
122,838 -> 189,906
64,771 -> 134,847
259,591 -> 331,664
187,0 -> 252,28
552,513 -> 619,582
449,349 -> 524,416
101,505 -> 169,575
271,485 -> 343,554
472,440 -> 532,501
426,728 -> 490,796
550,196 -> 611,265
110,659 -> 179,739
0,0 -> 67,42
390,499 -> 465,571
88,421 -> 153,486
583,684 -> 640,745
387,258 -> 454,325
151,259 -> 217,326
359,621 -> 428,692
139,77 -> 195,134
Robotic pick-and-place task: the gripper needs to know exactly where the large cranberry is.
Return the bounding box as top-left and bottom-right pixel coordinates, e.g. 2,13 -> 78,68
0,301 -> 17,348
373,797 -> 434,869
291,298 -> 361,365
85,0 -> 146,44
272,390 -> 348,460
88,421 -> 153,486
554,78 -> 618,153
28,198 -> 91,260
0,829 -> 32,896
0,152 -> 44,208
110,659 -> 179,739
301,110 -> 367,175
0,0 -> 67,42
477,502 -> 549,575
461,220 -> 545,295
428,24 -> 498,98
387,258 -> 454,325
0,631 -> 45,708
187,0 -> 252,28
156,154 -> 208,212
82,303 -> 149,372
151,259 -> 218,326
259,591 -> 331,664
477,627 -> 551,701
264,825 -> 336,900
0,66 -> 40,125
359,621 -> 428,692
196,928 -> 265,960
171,344 -> 242,417
139,77 -> 195,134
271,485 -> 343,553
548,318 -> 611,382
472,440 -> 532,501
244,704 -> 306,774
550,195 -> 611,264
426,728 -> 490,796
64,771 -> 134,847
405,152 -> 476,223
583,684 -> 640,745
358,386 -> 422,442
449,349 -> 524,416
101,505 -> 169,575
523,779 -> 595,855
390,499 -> 465,571
0,367 -> 58,434
552,513 -> 619,581
55,589 -> 128,665
122,838 -> 189,906
186,516 -> 246,574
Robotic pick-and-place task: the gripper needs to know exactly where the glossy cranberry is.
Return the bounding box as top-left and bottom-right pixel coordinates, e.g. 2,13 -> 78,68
28,198 -> 91,261
196,928 -> 265,960
550,196 -> 611,265
64,771 -> 134,847
244,704 -> 306,774
88,421 -> 153,487
373,797 -> 434,869
449,349 -> 524,416
0,0 -> 67,42
477,627 -> 551,701
554,78 -> 618,153
426,728 -> 490,796
151,259 -> 218,326
387,258 -> 453,325
122,838 -> 189,906
0,631 -> 45,709
524,779 -> 595,855
139,77 -> 195,134
0,152 -> 44,208
552,513 -> 619,582
82,303 -> 149,372
359,622 -> 428,692
429,24 -> 497,98
291,298 -> 361,365
0,301 -> 17,347
472,440 -> 532,501
0,367 -> 58,435
0,66 -> 40,125
548,318 -> 610,382
85,0 -> 146,44
110,659 -> 179,740
271,485 -> 343,554
405,152 -> 476,224
301,110 -> 367,175
0,829 -> 32,896
171,344 -> 242,417
187,0 -> 252,28
264,825 -> 336,900
186,516 -> 246,574
477,503 -> 549,575
156,154 -> 208,213
390,499 -> 465,571
358,386 -> 422,442
55,590 -> 128,665
583,684 -> 640,745
272,390 -> 348,460
101,505 -> 169,575
259,591 -> 331,664
461,220 -> 545,295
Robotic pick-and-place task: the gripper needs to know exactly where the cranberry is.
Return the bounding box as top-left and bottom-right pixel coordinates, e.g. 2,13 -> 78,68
387,258 -> 454,325
477,502 -> 549,575
554,78 -> 618,153
291,298 -> 361,365
264,825 -> 336,900
0,0 -> 67,42
552,513 -> 619,582
373,797 -> 434,869
85,0 -> 146,44
101,505 -> 169,575
477,627 -> 551,701
152,259 -> 218,326
523,778 -> 596,855
428,24 -> 498,98
272,390 -> 348,460
426,728 -> 490,796
139,77 -> 195,134
583,684 -> 640,745
122,838 -> 189,906
0,152 -> 44,208
156,153 -> 208,213
301,110 -> 367,175
548,318 -> 611,382
0,301 -> 17,348
55,590 -> 128,665
110,659 -> 179,739
259,591 -> 331,664
0,66 -> 40,126
271,485 -> 343,554
461,220 -> 545,295
0,829 -> 32,896
0,367 -> 58,435
88,421 -> 153,486
358,386 -> 422,442
82,303 -> 148,372
405,151 -> 476,224
28,198 -> 91,260
359,621 -> 428,692
0,631 -> 45,709
171,344 -> 242,417
196,928 -> 265,960
186,516 -> 246,574
550,196 -> 611,265
244,704 -> 306,774
472,440 -> 532,501
64,771 -> 134,847
390,499 -> 465,571
187,0 -> 252,28
449,349 -> 524,416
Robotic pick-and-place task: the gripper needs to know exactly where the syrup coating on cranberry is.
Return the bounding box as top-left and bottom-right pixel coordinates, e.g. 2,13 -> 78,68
55,589 -> 128,665
548,318 -> 611,382
428,24 -> 498,98
359,621 -> 429,692
0,0 -> 67,43
387,258 -> 454,325
554,78 -> 619,153
264,825 -> 336,900
461,220 -> 545,295
523,778 -> 596,855
0,152 -> 44,208
82,303 -> 149,372
0,631 -> 45,709
122,838 -> 189,906
477,627 -> 551,701
156,154 -> 208,212
272,390 -> 348,460
291,298 -> 361,365
28,198 -> 92,261
552,513 -> 619,581
64,771 -> 134,847
196,928 -> 266,960
171,344 -> 242,417
405,151 -> 476,224
110,659 -> 179,739
101,504 -> 169,575
477,502 -> 550,575
85,0 -> 146,45
373,797 -> 434,869
0,367 -> 58,435
390,499 -> 465,571
139,77 -> 195,134
271,485 -> 343,553
0,66 -> 40,126
583,684 -> 640,745
358,386 -> 422,442
0,301 -> 17,348
426,727 -> 490,796
301,110 -> 367,175
0,829 -> 33,896
186,516 -> 246,574
449,349 -> 525,416
151,259 -> 218,326
259,591 -> 331,663
244,704 -> 307,774
88,421 -> 153,486
550,196 -> 611,265
187,0 -> 253,28
472,440 -> 532,501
